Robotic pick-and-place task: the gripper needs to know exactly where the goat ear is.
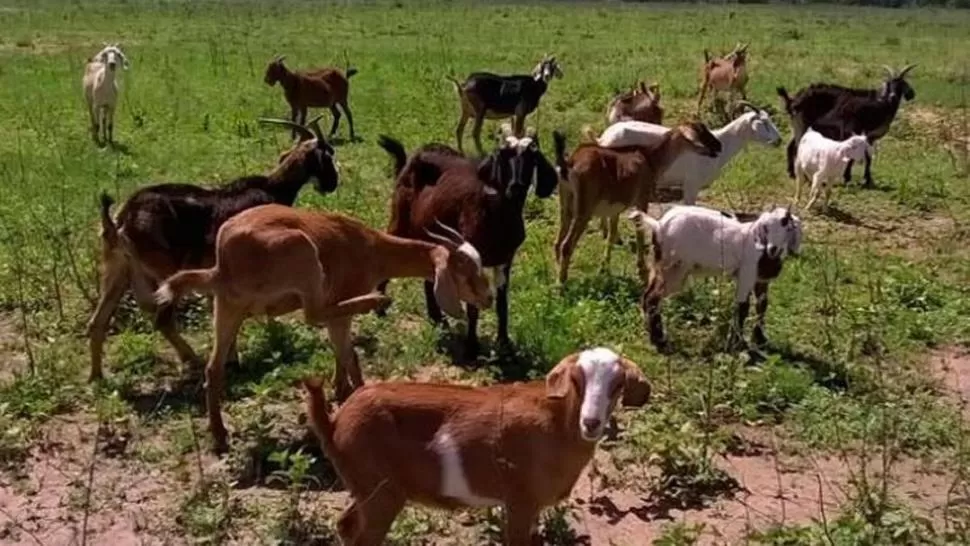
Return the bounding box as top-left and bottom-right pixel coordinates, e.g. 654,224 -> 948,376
620,358 -> 651,407
433,257 -> 465,320
545,356 -> 576,399
534,151 -> 559,199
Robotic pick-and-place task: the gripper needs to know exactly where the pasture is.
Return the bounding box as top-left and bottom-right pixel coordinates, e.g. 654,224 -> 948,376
1,0 -> 969,544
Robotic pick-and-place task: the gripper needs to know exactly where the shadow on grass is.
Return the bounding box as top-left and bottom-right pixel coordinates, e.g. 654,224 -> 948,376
231,427 -> 344,492
431,327 -> 553,383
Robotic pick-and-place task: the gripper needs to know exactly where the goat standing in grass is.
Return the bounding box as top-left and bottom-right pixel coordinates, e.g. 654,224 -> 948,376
303,347 -> 650,546
87,118 -> 336,382
606,80 -> 664,125
154,204 -> 493,453
777,64 -> 916,187
794,129 -> 872,211
265,55 -> 358,141
627,205 -> 802,350
449,54 -> 563,155
83,44 -> 129,146
697,42 -> 749,113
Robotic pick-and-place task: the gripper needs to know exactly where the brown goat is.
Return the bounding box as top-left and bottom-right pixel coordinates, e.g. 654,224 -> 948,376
606,80 -> 664,125
303,347 -> 650,546
153,204 -> 493,453
697,42 -> 749,113
87,118 -> 337,382
551,122 -> 722,284
265,55 -> 357,140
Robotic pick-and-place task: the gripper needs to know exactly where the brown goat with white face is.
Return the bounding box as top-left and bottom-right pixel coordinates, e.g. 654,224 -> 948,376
697,42 -> 749,113
303,347 -> 650,546
265,55 -> 357,140
606,80 -> 664,125
153,204 -> 493,453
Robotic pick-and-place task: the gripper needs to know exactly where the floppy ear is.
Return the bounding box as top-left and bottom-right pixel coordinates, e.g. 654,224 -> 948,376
620,358 -> 651,407
432,255 -> 465,319
545,356 -> 577,399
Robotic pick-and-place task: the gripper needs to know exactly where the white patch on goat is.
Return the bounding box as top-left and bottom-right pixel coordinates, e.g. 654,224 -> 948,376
154,284 -> 173,307
504,136 -> 534,152
576,347 -> 624,442
432,430 -> 501,507
457,242 -> 482,269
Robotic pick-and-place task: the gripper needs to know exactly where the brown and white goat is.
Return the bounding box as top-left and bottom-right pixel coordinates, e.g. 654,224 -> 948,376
551,122 -> 722,284
606,80 -> 663,125
303,347 -> 650,546
265,55 -> 357,140
87,118 -> 336,382
697,42 -> 749,113
153,204 -> 493,453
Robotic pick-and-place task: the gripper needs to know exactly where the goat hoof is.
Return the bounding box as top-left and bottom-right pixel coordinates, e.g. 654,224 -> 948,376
752,329 -> 768,348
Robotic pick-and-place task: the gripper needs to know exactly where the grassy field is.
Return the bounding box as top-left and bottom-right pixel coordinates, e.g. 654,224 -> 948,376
1,0 -> 970,544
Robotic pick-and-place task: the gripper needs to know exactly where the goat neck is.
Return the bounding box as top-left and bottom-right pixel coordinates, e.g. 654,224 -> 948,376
710,116 -> 752,168
263,146 -> 316,202
371,232 -> 442,281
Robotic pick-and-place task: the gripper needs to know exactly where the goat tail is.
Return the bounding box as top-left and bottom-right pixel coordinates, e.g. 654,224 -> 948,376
153,268 -> 217,328
446,76 -> 463,95
552,130 -> 569,180
377,134 -> 408,178
98,192 -> 119,248
776,86 -> 793,115
345,67 -> 358,79
303,377 -> 337,454
703,49 -> 711,64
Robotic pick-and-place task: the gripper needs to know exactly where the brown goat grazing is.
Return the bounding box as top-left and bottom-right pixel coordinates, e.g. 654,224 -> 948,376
153,204 -> 493,453
697,42 -> 749,113
303,347 -> 650,546
606,80 -> 664,125
552,122 -> 722,285
87,118 -> 337,382
265,55 -> 357,141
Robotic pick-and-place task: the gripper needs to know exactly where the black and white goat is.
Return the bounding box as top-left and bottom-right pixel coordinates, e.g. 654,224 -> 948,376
627,205 -> 802,350
777,64 -> 916,187
449,55 -> 563,155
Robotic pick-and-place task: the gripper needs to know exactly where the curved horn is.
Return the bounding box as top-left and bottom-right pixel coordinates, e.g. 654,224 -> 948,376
426,219 -> 465,248
737,100 -> 760,113
898,63 -> 917,78
257,118 -> 314,141
274,54 -> 286,63
305,113 -> 325,141
882,65 -> 896,79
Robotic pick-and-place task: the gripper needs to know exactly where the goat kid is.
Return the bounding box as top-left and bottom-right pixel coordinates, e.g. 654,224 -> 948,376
377,125 -> 558,357
628,205 -> 802,350
552,122 -> 722,285
303,347 -> 650,546
449,54 -> 563,155
697,42 -> 749,113
83,44 -> 130,146
153,204 -> 493,452
794,129 -> 872,211
87,118 -> 337,382
265,54 -> 357,141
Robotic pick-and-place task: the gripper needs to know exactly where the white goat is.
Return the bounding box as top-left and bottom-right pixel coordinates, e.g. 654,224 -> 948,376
83,44 -> 129,146
627,205 -> 802,350
793,129 -> 872,211
591,103 -> 781,247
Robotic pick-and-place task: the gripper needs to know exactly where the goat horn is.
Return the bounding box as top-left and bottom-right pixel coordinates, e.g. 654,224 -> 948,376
898,63 -> 917,77
305,113 -> 326,141
737,100 -> 760,113
257,118 -> 314,141
429,219 -> 465,246
882,65 -> 896,78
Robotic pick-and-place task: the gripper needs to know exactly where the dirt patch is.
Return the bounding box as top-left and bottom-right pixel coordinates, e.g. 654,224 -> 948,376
929,346 -> 970,418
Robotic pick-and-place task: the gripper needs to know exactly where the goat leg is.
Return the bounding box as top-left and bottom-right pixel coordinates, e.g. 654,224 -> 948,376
504,505 -> 540,546
862,150 -> 874,188
339,100 -> 355,141
843,159 -> 854,184
786,139 -> 798,179
374,280 -> 391,318
641,278 -> 667,350
455,113 -> 469,154
495,264 -> 512,348
730,298 -> 750,351
206,300 -> 244,454
290,105 -> 300,140
752,281 -> 769,347
471,112 -> 486,156
328,105 -> 341,137
464,304 -> 480,361
423,281 -> 446,325
86,258 -> 130,381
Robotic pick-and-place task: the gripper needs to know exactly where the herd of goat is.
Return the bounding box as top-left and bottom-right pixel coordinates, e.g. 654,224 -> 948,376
80,42 -> 918,545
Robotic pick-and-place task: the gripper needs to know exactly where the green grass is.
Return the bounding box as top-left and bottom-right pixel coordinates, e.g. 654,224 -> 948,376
1,0 -> 970,543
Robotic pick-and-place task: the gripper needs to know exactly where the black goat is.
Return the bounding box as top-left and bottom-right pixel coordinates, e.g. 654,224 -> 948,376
375,126 -> 559,359
777,64 -> 916,187
448,54 -> 563,155
87,117 -> 338,381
